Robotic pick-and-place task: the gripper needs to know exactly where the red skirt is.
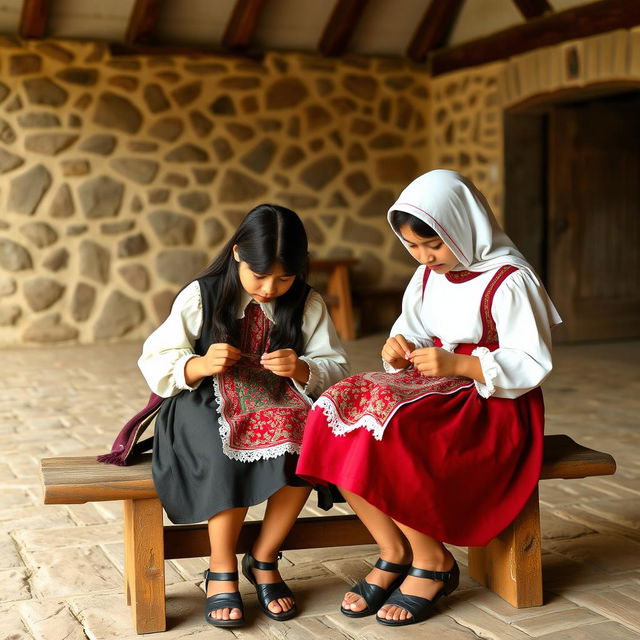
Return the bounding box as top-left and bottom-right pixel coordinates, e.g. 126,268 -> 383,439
297,385 -> 544,546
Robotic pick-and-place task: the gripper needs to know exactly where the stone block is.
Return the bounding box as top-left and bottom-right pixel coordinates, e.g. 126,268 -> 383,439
29,545 -> 122,598
15,522 -> 123,553
0,603 -> 30,639
536,621 -> 640,640
0,148 -> 24,173
78,175 -> 124,218
149,210 -> 195,245
8,164 -> 52,215
25,133 -> 78,155
512,607 -> 606,636
19,599 -> 86,640
0,567 -> 30,602
70,582 -> 227,639
110,158 -> 159,184
93,92 -> 142,134
22,313 -> 78,342
446,598 -> 532,639
545,533 -> 640,573
561,586 -> 640,632
0,533 -> 24,569
94,291 -> 145,340
23,78 -> 68,106
23,278 -> 64,311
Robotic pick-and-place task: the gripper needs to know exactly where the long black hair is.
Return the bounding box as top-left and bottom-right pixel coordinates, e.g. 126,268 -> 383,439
390,210 -> 438,238
198,204 -> 310,354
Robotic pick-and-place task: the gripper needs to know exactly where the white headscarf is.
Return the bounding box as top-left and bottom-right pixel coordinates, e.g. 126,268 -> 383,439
388,169 -> 561,326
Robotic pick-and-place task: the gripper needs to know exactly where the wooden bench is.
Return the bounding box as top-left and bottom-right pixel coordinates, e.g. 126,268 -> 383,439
310,257 -> 358,340
40,434 -> 615,634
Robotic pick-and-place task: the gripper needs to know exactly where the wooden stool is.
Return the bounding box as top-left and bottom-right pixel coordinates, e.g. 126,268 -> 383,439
310,257 -> 358,340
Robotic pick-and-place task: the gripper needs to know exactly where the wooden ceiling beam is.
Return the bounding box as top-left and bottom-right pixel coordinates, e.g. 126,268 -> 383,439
512,0 -> 552,20
407,0 -> 465,63
318,0 -> 369,56
19,0 -> 51,39
431,0 -> 640,76
222,0 -> 268,50
125,0 -> 163,45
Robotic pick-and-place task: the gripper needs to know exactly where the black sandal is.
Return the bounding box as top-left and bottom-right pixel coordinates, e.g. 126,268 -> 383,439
340,558 -> 411,618
241,552 -> 297,621
203,569 -> 244,629
376,560 -> 459,626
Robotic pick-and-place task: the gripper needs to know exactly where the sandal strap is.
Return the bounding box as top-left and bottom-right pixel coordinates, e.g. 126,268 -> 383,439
383,588 -> 431,617
247,551 -> 282,571
350,579 -> 391,612
205,591 -> 244,613
255,580 -> 294,603
407,563 -> 456,583
203,569 -> 239,582
375,558 -> 411,574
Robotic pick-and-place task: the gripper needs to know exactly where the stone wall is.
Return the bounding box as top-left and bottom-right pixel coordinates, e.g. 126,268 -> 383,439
0,38 -> 430,345
429,27 -> 640,224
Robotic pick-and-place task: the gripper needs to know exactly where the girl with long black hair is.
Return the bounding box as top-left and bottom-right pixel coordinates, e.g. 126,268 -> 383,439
137,204 -> 349,628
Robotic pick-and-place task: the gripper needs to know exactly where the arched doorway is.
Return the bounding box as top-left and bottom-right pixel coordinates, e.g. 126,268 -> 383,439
504,84 -> 640,342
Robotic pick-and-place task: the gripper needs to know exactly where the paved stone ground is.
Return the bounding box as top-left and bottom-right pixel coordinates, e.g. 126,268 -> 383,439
1,336 -> 639,640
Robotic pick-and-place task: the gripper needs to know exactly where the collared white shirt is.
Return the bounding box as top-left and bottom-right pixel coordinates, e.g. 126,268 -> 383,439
138,280 -> 350,399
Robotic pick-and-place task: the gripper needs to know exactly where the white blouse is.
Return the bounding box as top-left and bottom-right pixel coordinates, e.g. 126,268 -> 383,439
139,281 -> 350,399
385,265 -> 555,399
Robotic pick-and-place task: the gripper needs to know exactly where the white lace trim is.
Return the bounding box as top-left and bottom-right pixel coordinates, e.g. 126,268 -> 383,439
471,346 -> 498,398
314,396 -> 388,440
314,378 -> 475,441
213,374 -> 306,463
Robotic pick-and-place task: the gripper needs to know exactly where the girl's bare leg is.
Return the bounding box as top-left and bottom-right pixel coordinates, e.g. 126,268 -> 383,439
377,519 -> 455,622
340,488 -> 412,613
207,506 -> 248,622
250,484 -> 312,614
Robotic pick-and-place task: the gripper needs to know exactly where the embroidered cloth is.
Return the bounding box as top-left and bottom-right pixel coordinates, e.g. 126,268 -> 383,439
315,369 -> 473,440
215,302 -> 312,462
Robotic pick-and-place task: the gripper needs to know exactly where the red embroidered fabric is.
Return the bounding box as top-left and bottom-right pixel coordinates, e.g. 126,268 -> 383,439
314,267 -> 517,440
215,303 -> 311,462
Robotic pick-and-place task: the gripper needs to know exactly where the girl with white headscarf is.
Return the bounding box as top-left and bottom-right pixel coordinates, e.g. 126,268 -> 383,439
297,170 -> 561,627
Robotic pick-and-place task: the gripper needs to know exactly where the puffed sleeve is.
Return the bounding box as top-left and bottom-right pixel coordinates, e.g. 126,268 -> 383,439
472,270 -> 555,399
383,265 -> 434,373
138,280 -> 204,398
292,290 -> 350,399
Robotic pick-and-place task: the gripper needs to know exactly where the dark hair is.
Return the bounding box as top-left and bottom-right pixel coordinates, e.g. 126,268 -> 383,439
198,204 -> 310,354
390,210 -> 438,238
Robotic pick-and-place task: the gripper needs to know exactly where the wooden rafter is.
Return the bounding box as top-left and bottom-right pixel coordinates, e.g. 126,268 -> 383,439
19,0 -> 51,39
407,0 -> 465,63
318,0 -> 369,56
431,0 -> 640,76
125,0 -> 163,45
512,0 -> 552,20
222,0 -> 268,50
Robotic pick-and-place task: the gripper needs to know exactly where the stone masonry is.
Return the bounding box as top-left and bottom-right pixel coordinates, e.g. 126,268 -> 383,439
0,38 -> 430,346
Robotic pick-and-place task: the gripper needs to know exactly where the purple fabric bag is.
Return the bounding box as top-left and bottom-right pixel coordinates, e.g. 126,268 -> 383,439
96,393 -> 163,466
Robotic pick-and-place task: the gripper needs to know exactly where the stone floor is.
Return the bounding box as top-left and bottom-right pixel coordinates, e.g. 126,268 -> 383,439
1,335 -> 640,640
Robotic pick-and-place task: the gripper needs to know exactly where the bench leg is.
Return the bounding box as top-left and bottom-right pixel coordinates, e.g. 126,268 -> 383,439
468,486 -> 543,608
123,498 -> 166,633
327,265 -> 356,340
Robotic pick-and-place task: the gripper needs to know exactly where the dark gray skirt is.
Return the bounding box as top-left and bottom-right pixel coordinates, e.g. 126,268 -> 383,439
152,377 -> 309,524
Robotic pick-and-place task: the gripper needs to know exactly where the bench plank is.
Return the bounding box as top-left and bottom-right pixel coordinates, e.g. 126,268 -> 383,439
41,435 -> 616,505
41,454 -> 155,503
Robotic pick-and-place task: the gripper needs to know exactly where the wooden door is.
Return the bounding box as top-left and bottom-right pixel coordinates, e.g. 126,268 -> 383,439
548,95 -> 640,342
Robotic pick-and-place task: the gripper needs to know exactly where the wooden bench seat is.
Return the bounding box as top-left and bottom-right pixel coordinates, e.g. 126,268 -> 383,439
40,434 -> 615,634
